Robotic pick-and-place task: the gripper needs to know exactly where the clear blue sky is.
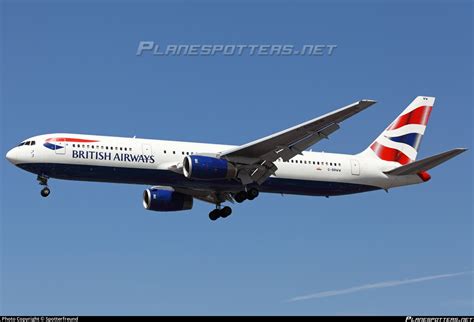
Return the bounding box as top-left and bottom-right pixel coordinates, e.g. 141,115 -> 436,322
1,0 -> 472,316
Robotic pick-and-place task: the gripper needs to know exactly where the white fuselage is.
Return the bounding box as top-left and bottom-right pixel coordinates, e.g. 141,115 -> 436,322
6,133 -> 424,196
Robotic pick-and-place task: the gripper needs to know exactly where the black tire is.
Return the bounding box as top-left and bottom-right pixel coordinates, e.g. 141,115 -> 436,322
246,188 -> 259,200
209,209 -> 220,221
234,192 -> 246,203
41,187 -> 50,198
220,206 -> 232,218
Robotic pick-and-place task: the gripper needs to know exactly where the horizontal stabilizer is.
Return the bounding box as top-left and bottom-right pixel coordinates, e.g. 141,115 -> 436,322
384,148 -> 467,175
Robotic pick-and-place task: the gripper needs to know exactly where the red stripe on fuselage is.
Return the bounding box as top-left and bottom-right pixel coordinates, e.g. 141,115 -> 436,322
370,142 -> 412,165
46,137 -> 99,143
387,105 -> 432,130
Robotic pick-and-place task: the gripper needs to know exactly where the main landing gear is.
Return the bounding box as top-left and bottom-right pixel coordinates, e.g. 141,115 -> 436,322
37,175 -> 51,198
208,188 -> 260,221
209,206 -> 232,221
233,188 -> 259,203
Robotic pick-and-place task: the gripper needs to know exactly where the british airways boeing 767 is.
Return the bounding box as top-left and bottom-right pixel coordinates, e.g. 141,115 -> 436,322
5,96 -> 466,220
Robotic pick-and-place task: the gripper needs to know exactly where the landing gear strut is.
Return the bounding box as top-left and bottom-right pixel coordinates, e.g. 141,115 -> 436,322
208,205 -> 232,221
37,174 -> 50,198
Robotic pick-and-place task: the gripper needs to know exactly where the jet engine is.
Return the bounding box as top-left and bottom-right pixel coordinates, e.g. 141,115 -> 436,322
143,188 -> 193,212
183,155 -> 237,180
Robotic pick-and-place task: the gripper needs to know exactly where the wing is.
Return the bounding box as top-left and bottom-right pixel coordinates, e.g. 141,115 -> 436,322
173,187 -> 235,205
219,99 -> 377,185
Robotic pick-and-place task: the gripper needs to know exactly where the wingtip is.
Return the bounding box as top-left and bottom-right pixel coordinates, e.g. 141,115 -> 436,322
449,148 -> 468,156
361,99 -> 377,104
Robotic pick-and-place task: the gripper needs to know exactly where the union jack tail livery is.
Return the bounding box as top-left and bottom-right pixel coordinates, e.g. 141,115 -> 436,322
363,96 -> 434,165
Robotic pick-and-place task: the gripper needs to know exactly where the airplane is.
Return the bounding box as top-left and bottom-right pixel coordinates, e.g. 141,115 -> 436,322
5,96 -> 467,221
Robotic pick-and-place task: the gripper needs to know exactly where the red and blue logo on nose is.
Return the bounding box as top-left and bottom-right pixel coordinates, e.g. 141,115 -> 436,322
44,137 -> 99,150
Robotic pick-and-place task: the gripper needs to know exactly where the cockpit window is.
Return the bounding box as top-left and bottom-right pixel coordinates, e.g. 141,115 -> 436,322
17,140 -> 35,147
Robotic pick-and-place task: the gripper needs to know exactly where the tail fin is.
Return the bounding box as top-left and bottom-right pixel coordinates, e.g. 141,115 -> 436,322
361,96 -> 435,164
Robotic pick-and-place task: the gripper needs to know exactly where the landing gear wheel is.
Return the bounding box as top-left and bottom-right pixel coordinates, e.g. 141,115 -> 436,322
220,206 -> 232,218
40,187 -> 50,198
209,209 -> 220,221
234,191 -> 247,203
246,188 -> 259,200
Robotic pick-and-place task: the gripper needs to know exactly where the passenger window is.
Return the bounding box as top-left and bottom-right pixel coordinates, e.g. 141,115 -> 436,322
164,150 -> 166,154
120,147 -> 123,151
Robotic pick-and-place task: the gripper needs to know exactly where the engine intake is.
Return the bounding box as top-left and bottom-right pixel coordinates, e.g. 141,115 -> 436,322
183,155 -> 237,180
143,188 -> 193,212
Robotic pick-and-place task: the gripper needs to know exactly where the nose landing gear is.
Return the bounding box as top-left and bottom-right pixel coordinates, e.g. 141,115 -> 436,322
37,175 -> 51,198
40,187 -> 51,197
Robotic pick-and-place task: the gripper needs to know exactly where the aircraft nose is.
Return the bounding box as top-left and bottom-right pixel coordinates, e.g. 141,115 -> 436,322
6,148 -> 18,164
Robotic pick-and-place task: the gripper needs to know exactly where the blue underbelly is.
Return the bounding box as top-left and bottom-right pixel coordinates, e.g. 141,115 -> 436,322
17,163 -> 380,196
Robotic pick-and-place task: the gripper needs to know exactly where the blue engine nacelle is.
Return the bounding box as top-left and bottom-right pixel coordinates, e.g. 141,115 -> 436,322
183,155 -> 237,180
143,188 -> 193,212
